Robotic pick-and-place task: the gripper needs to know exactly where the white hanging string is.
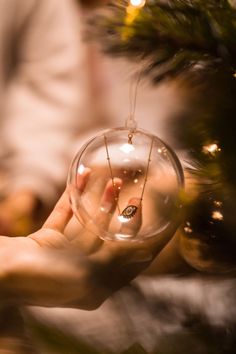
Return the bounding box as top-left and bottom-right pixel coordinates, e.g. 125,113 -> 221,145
125,70 -> 143,131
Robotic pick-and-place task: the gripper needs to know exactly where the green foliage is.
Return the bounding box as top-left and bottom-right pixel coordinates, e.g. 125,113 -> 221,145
93,0 -> 236,81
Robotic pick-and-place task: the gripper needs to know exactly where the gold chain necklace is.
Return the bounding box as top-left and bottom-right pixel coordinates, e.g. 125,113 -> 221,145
104,132 -> 154,220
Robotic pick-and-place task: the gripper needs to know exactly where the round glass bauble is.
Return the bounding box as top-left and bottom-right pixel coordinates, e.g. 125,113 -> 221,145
68,127 -> 184,242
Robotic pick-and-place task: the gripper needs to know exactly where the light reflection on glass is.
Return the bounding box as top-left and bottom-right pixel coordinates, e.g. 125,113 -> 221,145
78,164 -> 85,175
119,143 -> 135,154
118,215 -> 130,223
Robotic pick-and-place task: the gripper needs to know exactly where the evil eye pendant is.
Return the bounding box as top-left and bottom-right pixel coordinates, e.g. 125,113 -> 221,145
121,205 -> 138,220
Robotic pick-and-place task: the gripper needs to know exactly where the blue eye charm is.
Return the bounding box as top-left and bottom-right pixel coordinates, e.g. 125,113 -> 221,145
121,205 -> 138,219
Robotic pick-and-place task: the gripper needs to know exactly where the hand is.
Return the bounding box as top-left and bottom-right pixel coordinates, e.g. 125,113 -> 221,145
0,171 -> 178,309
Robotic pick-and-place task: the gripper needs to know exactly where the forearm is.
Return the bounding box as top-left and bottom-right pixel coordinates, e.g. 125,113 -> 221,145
3,0 -> 85,205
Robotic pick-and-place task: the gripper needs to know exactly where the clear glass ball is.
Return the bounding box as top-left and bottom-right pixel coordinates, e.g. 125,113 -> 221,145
68,127 -> 184,242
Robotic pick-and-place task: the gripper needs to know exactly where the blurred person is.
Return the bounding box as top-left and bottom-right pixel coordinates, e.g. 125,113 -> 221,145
0,0 -> 88,352
0,0 -> 87,237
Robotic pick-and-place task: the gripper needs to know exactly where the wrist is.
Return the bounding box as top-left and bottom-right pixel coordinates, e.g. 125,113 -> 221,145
0,237 -> 37,305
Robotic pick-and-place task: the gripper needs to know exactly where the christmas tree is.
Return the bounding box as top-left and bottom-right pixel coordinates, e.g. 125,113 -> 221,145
92,0 -> 236,272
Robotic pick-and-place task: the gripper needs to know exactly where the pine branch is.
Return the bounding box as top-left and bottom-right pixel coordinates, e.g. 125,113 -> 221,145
92,0 -> 236,80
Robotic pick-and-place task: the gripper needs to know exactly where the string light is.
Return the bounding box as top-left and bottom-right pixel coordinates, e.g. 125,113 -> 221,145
122,0 -> 146,40
212,210 -> 224,221
202,143 -> 221,155
129,0 -> 146,8
214,200 -> 223,207
184,225 -> 193,234
184,221 -> 193,234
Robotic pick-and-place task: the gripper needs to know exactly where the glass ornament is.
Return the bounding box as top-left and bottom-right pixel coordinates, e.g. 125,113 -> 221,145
68,127 -> 184,242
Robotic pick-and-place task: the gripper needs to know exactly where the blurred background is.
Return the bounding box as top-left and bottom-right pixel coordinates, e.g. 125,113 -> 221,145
1,0 -> 236,353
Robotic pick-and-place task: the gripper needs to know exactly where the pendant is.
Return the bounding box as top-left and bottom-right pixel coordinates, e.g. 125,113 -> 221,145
121,205 -> 138,219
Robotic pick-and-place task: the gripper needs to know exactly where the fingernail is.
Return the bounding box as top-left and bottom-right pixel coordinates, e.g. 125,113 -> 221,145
100,202 -> 113,214
128,197 -> 141,206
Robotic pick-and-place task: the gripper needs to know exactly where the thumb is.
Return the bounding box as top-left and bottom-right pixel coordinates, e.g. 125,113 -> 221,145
42,188 -> 72,233
43,168 -> 91,233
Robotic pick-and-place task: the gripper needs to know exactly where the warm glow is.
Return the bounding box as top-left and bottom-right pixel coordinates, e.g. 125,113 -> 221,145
212,210 -> 224,221
184,226 -> 193,234
119,143 -> 135,154
214,200 -> 223,207
130,0 -> 146,8
203,143 -> 221,155
184,221 -> 193,234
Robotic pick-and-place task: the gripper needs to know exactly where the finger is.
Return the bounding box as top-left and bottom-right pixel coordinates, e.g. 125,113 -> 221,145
43,169 -> 91,233
95,197 -> 143,261
119,197 -> 142,238
76,178 -> 122,253
95,178 -> 122,229
42,189 -> 72,233
76,167 -> 91,193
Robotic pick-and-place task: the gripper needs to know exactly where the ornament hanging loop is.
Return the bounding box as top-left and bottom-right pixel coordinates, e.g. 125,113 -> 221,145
125,114 -> 137,132
126,67 -> 143,132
